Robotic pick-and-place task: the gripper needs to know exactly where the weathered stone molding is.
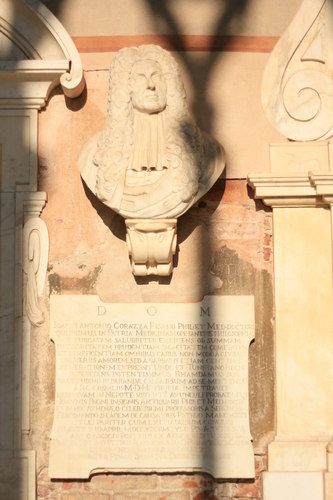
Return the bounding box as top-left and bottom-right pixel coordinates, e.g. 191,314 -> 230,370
0,0 -> 85,108
247,173 -> 323,207
248,141 -> 333,207
249,171 -> 333,208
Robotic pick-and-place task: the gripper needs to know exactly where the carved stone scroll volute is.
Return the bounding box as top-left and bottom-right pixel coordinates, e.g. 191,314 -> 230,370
125,219 -> 177,276
20,194 -> 49,453
23,218 -> 49,326
262,0 -> 333,141
22,194 -> 49,327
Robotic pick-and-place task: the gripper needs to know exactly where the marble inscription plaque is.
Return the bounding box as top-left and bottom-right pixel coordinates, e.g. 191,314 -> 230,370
49,295 -> 255,478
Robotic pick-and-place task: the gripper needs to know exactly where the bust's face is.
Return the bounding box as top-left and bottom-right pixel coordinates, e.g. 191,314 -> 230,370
130,60 -> 167,114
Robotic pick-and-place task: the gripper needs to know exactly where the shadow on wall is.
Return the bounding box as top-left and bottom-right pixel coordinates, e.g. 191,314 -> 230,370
143,0 -> 255,483
144,0 -> 251,132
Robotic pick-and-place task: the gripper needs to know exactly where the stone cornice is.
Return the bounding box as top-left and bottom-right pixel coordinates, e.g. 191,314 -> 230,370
247,173 -> 326,207
309,172 -> 333,204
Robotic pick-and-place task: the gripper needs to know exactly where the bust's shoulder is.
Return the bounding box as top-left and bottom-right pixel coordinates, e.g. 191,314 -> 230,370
200,131 -> 226,184
77,131 -> 102,193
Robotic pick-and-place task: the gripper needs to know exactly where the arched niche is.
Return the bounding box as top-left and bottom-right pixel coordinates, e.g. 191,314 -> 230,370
0,0 -> 84,106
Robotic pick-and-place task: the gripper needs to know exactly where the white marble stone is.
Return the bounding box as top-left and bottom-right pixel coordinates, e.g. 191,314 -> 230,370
125,219 -> 177,276
327,443 -> 333,472
0,0 -> 84,105
247,173 -> 320,207
49,295 -> 255,479
248,145 -> 333,500
78,45 -> 225,220
268,439 -> 328,472
23,212 -> 49,327
274,207 -> 333,437
262,0 -> 333,141
270,142 -> 330,173
78,44 -> 225,276
325,472 -> 333,498
262,472 -> 324,500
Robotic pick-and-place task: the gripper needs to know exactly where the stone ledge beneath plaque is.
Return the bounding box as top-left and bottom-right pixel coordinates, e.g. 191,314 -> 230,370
268,439 -> 328,472
262,471 -> 324,500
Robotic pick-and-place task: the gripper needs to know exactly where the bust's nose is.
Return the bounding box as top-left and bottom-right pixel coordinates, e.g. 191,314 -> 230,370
147,76 -> 155,90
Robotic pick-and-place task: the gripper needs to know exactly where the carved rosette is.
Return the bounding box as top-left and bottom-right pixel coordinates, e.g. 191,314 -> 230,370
262,0 -> 333,141
125,219 -> 177,276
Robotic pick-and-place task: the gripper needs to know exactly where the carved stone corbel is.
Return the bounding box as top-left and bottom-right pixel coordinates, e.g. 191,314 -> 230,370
125,219 -> 177,276
19,193 -> 49,457
23,194 -> 49,327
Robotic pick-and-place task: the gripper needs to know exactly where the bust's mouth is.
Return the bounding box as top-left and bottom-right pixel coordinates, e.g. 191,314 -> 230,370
145,93 -> 159,100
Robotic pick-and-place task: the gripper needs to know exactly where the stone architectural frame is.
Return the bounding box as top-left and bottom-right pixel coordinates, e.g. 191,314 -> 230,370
248,1 -> 333,497
0,1 -> 84,499
248,156 -> 333,500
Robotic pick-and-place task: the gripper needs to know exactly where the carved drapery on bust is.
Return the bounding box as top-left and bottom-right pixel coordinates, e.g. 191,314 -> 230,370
78,45 -> 225,275
262,0 -> 333,142
78,44 -> 225,219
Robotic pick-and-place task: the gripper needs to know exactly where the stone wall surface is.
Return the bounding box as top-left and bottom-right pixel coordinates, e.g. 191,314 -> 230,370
29,0 -> 284,496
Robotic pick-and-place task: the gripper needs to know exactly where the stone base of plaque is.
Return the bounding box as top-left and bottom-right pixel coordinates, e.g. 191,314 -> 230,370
268,438 -> 328,472
49,444 -> 255,479
262,472 -> 324,500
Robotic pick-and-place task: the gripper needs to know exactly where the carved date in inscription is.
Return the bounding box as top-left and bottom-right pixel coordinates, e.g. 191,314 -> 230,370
49,296 -> 255,479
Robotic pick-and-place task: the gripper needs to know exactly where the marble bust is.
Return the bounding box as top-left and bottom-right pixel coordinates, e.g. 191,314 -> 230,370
78,44 -> 226,220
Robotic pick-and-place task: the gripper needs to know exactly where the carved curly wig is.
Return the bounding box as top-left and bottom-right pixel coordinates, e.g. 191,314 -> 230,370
93,45 -> 205,204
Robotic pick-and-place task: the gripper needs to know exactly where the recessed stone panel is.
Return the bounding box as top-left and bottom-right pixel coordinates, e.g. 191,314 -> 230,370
49,295 -> 254,479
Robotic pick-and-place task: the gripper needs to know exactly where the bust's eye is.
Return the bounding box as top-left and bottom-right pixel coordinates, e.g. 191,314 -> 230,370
132,74 -> 145,83
152,73 -> 162,80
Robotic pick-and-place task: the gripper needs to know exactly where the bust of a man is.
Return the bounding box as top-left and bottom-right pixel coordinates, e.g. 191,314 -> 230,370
78,44 -> 226,219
